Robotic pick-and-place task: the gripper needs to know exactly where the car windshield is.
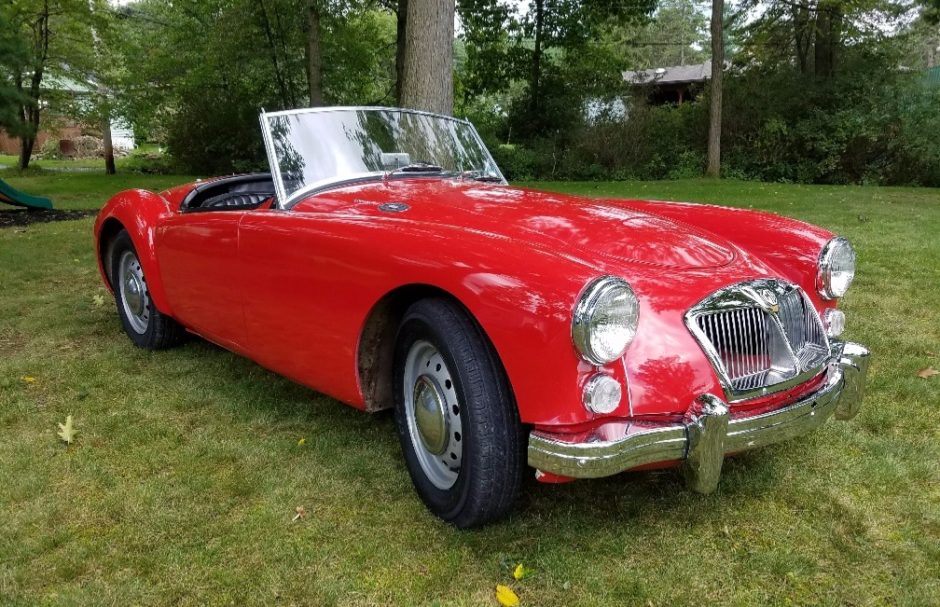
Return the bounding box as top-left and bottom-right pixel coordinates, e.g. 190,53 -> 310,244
260,107 -> 505,204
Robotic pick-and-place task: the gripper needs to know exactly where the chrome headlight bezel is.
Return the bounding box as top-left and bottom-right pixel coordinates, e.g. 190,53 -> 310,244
572,276 -> 640,366
817,237 -> 856,300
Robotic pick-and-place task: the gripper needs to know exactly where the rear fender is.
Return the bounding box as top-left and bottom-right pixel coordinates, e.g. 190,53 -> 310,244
94,189 -> 175,316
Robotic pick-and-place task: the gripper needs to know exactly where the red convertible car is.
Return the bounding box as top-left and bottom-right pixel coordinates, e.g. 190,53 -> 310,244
95,107 -> 870,527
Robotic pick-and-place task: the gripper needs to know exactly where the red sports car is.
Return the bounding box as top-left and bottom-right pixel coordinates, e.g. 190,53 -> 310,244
95,107 -> 870,527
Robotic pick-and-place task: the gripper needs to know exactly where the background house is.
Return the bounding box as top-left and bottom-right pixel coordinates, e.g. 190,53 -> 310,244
622,60 -> 714,105
0,72 -> 133,156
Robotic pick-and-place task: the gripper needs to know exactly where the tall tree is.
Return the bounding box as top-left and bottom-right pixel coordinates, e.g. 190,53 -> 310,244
12,0 -> 50,170
87,0 -> 115,174
396,0 -> 408,104
0,10 -> 32,144
1,0 -> 100,170
306,0 -> 324,105
706,0 -> 724,177
400,0 -> 455,114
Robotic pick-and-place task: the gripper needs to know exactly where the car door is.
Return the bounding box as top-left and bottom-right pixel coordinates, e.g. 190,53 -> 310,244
235,208 -> 370,406
156,209 -> 249,351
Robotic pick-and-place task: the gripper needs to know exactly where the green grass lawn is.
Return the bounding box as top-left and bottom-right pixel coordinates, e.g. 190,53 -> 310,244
0,146 -> 170,175
1,175 -> 938,606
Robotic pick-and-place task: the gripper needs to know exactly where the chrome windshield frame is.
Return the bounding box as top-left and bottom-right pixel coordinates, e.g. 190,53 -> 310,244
258,106 -> 507,209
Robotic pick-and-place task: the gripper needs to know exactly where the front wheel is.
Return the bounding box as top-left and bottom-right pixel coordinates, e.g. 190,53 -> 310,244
110,230 -> 186,350
394,298 -> 525,528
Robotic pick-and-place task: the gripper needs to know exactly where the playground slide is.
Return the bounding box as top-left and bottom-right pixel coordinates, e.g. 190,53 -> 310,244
0,178 -> 53,210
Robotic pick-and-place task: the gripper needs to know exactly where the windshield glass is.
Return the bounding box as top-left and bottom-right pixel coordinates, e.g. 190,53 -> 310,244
261,107 -> 505,204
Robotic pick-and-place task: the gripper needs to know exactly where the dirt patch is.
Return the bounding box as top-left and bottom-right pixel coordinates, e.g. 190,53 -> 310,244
0,208 -> 97,228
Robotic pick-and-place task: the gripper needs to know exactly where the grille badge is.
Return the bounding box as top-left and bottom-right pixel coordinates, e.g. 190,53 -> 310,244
759,288 -> 779,313
760,288 -> 778,305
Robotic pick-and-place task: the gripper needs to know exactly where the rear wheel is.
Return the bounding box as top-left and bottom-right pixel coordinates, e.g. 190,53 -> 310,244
110,230 -> 186,350
393,298 -> 525,528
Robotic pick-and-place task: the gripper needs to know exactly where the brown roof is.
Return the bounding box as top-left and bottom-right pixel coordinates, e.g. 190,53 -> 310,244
622,61 -> 713,86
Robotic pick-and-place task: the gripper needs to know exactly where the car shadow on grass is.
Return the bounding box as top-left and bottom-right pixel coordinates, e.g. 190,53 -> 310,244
151,335 -> 795,532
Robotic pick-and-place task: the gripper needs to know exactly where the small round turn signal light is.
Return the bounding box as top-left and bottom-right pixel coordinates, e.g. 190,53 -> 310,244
583,374 -> 622,415
825,309 -> 846,338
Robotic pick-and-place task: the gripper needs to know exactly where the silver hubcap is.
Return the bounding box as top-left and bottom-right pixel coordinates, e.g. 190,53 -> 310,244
403,340 -> 463,490
118,250 -> 150,334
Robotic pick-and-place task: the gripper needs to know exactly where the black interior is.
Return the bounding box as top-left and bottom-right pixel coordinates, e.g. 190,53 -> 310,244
181,173 -> 276,212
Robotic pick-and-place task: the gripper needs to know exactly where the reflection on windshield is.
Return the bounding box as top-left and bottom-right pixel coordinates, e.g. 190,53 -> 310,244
263,108 -> 504,202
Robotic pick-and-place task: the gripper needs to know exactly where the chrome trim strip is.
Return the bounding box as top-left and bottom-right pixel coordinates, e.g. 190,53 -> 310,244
527,341 -> 870,488
262,105 -> 475,125
258,110 -> 288,205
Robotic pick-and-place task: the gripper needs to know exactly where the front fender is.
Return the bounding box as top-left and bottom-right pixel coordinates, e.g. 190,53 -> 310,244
94,189 -> 175,316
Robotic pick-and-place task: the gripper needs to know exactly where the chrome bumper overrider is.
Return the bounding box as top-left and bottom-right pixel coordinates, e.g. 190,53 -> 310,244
528,341 -> 871,493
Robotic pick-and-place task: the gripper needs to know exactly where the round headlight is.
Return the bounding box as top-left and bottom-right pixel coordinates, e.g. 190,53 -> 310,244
818,237 -> 856,299
572,276 -> 640,365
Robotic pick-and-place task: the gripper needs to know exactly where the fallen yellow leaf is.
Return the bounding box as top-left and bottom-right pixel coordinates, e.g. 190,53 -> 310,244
916,367 -> 940,379
513,563 -> 531,580
495,584 -> 519,606
22,376 -> 36,383
297,437 -> 306,446
57,415 -> 77,444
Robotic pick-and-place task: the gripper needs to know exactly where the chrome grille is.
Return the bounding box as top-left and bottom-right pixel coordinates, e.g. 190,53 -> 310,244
687,279 -> 830,401
777,288 -> 828,369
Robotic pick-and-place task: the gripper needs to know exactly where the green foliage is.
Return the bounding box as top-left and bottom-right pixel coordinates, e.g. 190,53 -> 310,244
0,12 -> 31,138
114,0 -> 397,174
474,0 -> 940,186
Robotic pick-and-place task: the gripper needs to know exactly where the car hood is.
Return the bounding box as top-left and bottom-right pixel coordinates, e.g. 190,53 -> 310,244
298,180 -> 737,271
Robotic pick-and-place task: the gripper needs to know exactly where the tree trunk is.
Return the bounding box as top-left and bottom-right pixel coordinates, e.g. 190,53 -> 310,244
306,0 -> 324,105
400,0 -> 455,114
258,0 -> 294,107
17,0 -> 50,171
19,136 -> 35,171
529,0 -> 544,114
101,110 -> 115,175
793,3 -> 812,76
706,0 -> 724,178
395,0 -> 408,105
814,4 -> 841,80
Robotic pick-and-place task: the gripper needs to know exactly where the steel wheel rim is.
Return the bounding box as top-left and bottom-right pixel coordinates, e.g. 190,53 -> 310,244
118,250 -> 150,334
403,340 -> 463,490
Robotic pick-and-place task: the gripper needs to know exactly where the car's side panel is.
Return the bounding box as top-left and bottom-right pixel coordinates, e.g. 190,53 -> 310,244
155,212 -> 247,350
233,198 -> 808,428
236,209 -> 597,420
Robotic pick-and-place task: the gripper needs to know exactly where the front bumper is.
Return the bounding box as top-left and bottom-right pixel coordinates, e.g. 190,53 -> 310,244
528,341 -> 871,493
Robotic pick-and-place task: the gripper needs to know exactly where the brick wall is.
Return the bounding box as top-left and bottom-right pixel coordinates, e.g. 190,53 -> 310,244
0,125 -> 83,156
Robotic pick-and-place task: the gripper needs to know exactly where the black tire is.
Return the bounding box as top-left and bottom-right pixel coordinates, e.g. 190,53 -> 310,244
109,230 -> 186,350
393,298 -> 525,528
